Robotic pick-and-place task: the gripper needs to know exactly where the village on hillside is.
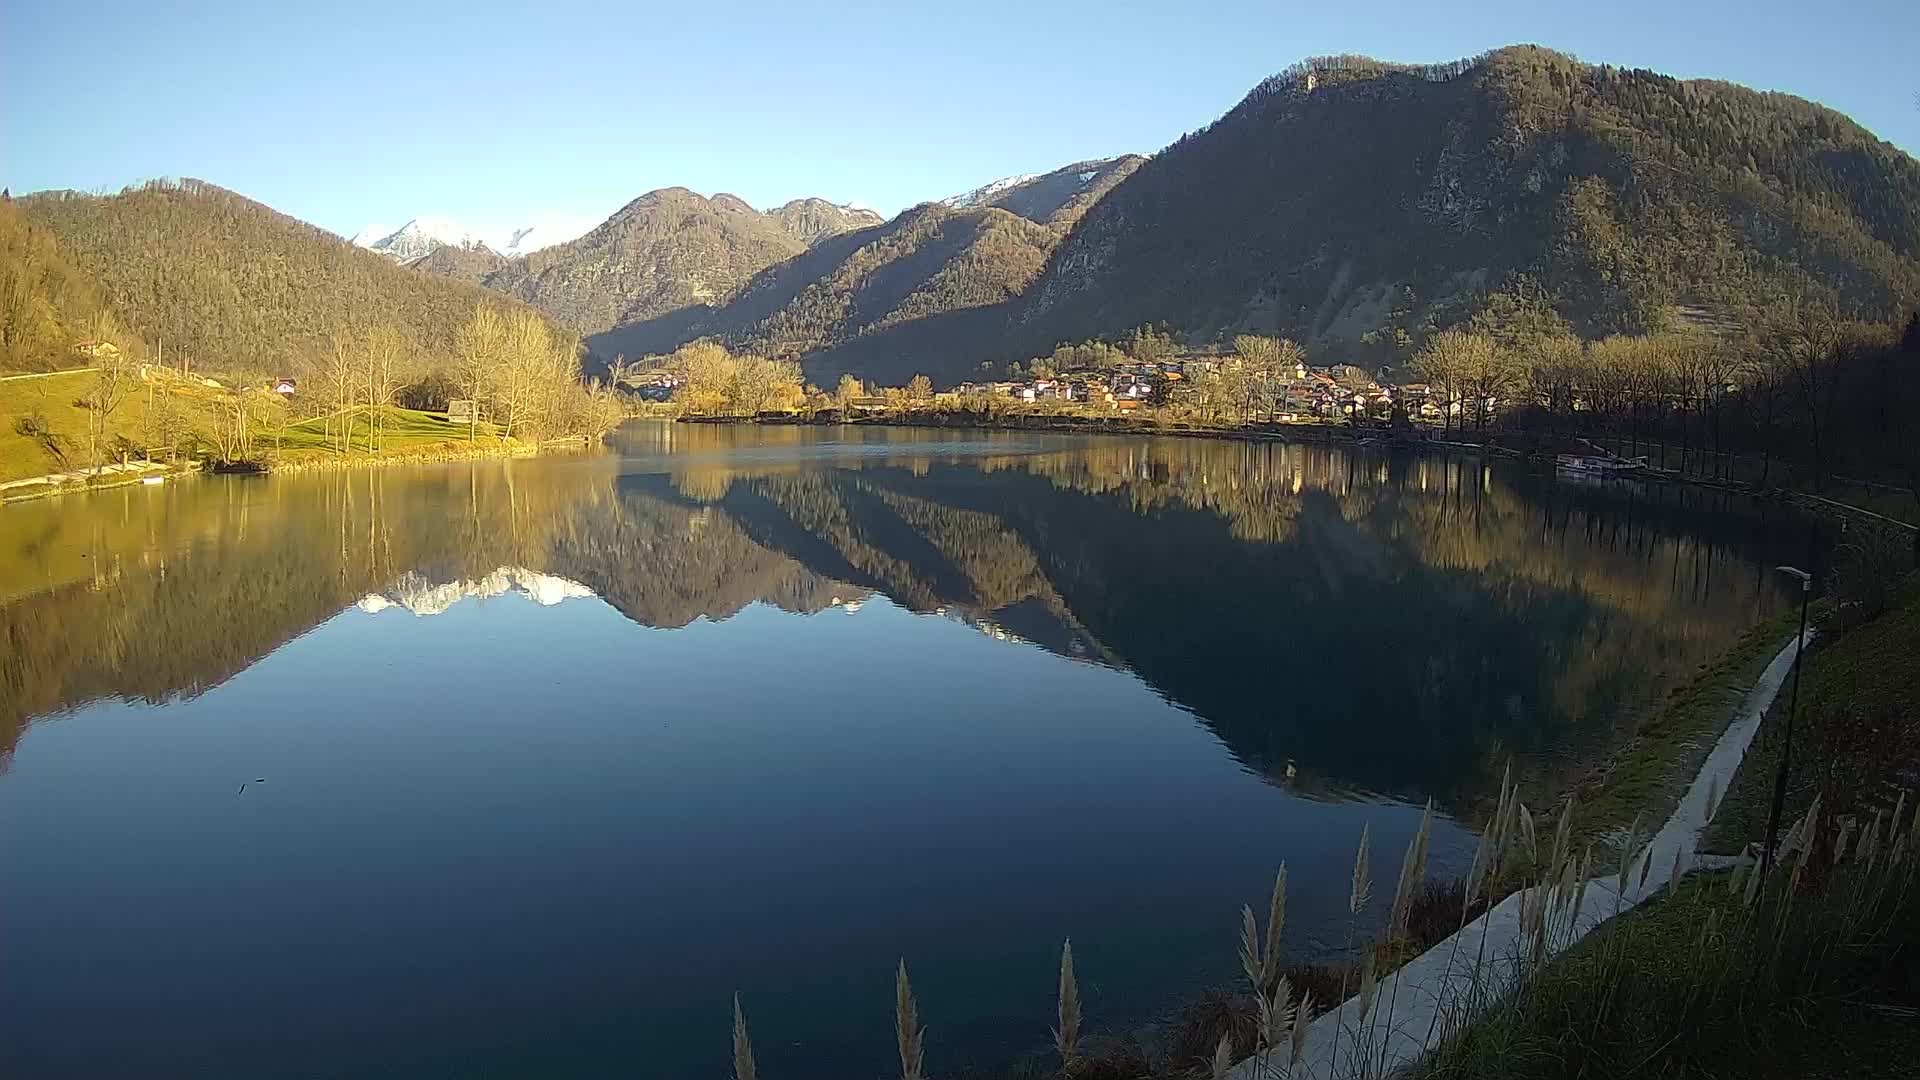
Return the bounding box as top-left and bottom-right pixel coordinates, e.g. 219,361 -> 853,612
946,355 -> 1447,422
624,346 -> 1473,426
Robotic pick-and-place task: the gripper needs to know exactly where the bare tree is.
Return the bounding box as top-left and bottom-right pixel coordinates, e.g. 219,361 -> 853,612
455,306 -> 507,441
363,326 -> 408,453
142,384 -> 189,459
492,310 -> 552,438
1414,331 -> 1504,433
79,313 -> 137,472
313,332 -> 361,452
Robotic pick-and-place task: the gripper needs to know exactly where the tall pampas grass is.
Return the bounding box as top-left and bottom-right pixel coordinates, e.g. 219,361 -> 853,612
1263,864 -> 1288,989
895,960 -> 925,1080
1570,844 -> 1593,937
1832,816 -> 1856,866
1376,801 -> 1434,1075
1339,823 -> 1373,1074
732,994 -> 757,1080
1548,796 -> 1574,880
1235,865 -> 1296,1077
1291,989 -> 1313,1070
1053,939 -> 1080,1074
1617,811 -> 1645,903
1356,949 -> 1379,1022
1239,906 -> 1263,994
1351,824 -> 1373,915
1209,1033 -> 1234,1080
1390,802 -> 1435,937
1256,973 -> 1295,1075
1516,803 -> 1538,867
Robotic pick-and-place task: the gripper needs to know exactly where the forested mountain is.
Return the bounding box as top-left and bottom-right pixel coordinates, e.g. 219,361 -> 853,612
15,180 -> 546,380
19,46 -> 1914,391
943,155 -> 1147,229
462,189 -> 880,337
0,199 -> 128,372
588,202 -> 1060,365
411,241 -> 509,285
1017,47 -> 1920,363
589,48 -> 1920,388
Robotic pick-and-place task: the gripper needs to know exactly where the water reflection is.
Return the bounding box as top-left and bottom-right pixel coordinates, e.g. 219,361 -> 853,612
0,424 -> 1818,1078
3,423 -> 1808,810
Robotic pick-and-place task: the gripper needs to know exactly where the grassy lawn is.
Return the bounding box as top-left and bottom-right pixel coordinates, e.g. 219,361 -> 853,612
261,406 -> 512,465
1566,606 -> 1808,857
1409,867 -> 1920,1080
3,370 -> 515,481
1704,574 -> 1920,855
0,369 -> 215,483
1407,574 -> 1920,1080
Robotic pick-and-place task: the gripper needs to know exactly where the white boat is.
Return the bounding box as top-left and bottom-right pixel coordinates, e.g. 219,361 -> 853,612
141,475 -> 166,485
1556,453 -> 1645,476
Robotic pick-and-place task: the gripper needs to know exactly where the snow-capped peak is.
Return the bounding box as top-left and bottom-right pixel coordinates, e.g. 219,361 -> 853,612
356,566 -> 596,617
350,223 -> 396,247
941,174 -> 1039,210
351,212 -> 600,261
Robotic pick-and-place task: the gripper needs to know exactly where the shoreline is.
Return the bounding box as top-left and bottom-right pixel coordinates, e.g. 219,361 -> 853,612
249,437 -> 548,474
690,411 -> 1917,530
1,437 -> 590,504
1240,627 -> 1815,1080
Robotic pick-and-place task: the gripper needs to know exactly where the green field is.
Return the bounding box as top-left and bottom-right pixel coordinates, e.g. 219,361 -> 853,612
2,369 -> 514,483
0,369 -> 203,483
266,406 -> 509,463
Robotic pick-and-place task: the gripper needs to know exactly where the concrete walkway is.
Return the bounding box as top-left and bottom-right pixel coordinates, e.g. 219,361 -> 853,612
1232,629 -> 1813,1079
0,459 -> 173,493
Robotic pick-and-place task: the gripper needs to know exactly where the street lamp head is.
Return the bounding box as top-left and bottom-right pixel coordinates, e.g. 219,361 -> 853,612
1775,565 -> 1811,586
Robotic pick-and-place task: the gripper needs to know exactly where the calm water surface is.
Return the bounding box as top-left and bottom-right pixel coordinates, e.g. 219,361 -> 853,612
0,424 -> 1814,1078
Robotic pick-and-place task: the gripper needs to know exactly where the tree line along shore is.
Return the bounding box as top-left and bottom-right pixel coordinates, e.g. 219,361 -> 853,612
641,301 -> 1920,530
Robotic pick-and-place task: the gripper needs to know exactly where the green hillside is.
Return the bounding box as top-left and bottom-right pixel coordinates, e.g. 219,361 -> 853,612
0,199 -> 129,373
17,180 -> 538,383
479,188 -> 814,336
1018,47 -> 1920,361
589,203 -> 1059,369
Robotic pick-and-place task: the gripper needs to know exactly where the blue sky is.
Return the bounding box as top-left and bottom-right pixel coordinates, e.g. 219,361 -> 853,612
4,0 -> 1916,238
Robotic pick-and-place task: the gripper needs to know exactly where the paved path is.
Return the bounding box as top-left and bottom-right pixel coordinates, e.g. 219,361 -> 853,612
1230,630 -> 1812,1079
0,459 -> 172,493
0,366 -> 94,382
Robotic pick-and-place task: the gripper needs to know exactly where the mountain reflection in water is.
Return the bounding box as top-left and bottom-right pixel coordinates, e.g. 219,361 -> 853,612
2,423 -> 1810,806
0,423 -> 1817,1079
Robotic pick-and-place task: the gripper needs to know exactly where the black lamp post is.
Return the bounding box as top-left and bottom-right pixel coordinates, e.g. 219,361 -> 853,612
1759,564 -> 1813,881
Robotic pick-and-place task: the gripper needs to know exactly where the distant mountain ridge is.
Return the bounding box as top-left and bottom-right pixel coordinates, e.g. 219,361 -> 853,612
579,158 -> 1148,365
352,214 -> 597,261
46,44 -> 1913,391
756,47 -> 1920,387
941,156 -> 1146,228
413,189 -> 884,337
474,188 -> 811,335
589,201 -> 1061,362
766,198 -> 885,244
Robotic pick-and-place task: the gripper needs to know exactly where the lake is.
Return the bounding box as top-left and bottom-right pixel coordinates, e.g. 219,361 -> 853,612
0,424 -> 1815,1078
